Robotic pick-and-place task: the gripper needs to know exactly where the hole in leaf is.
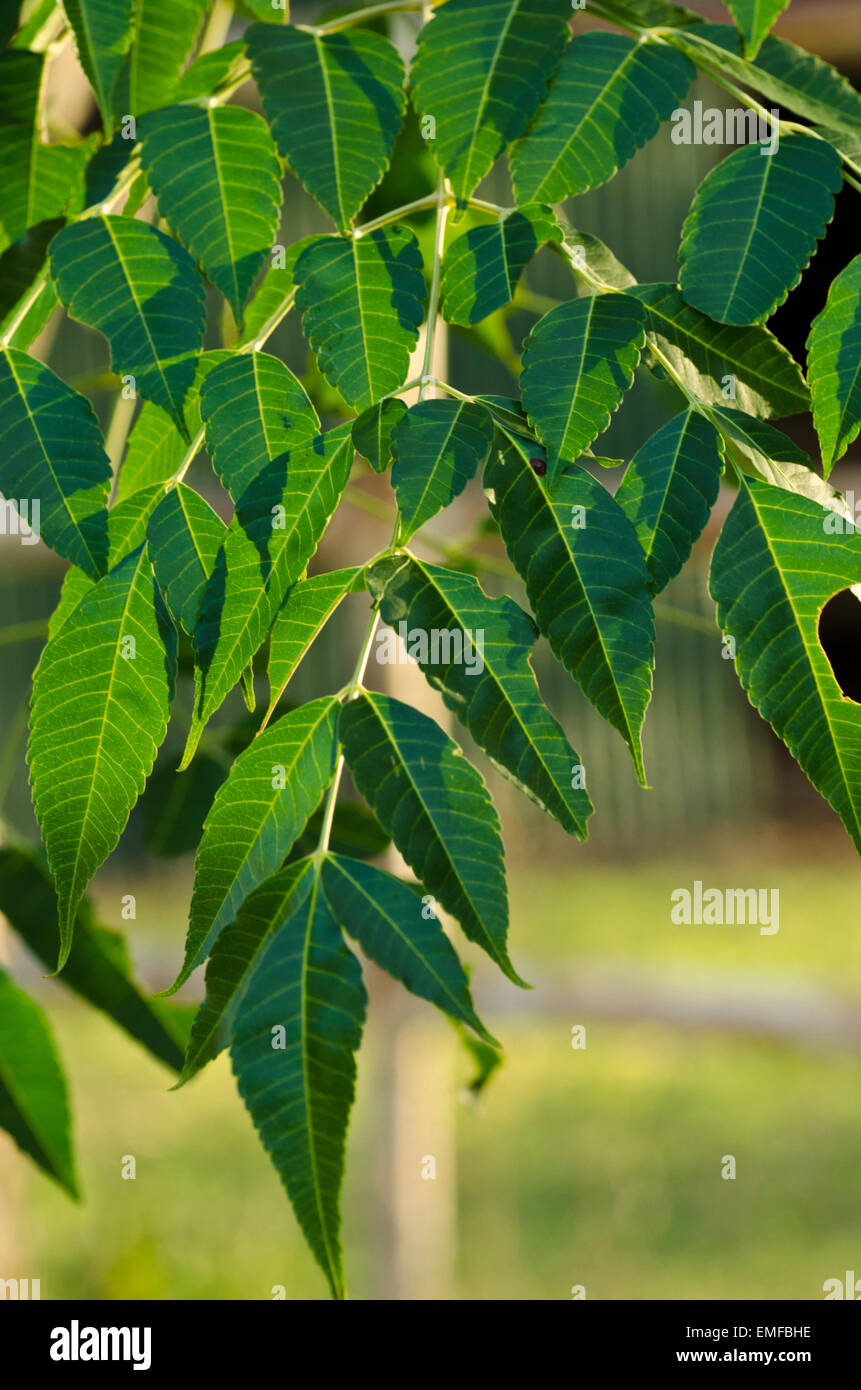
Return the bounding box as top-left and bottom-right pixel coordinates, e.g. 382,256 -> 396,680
818,590 -> 861,702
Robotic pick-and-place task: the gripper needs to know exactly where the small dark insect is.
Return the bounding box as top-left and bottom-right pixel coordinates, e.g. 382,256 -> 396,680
529,456 -> 547,476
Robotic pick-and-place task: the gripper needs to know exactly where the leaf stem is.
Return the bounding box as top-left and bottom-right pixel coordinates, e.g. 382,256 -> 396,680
419,174 -> 451,400
354,192 -> 443,237
309,1 -> 424,34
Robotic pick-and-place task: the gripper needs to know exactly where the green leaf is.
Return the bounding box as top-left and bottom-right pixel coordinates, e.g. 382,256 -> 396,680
807,254 -> 861,476
391,399 -> 494,539
287,801 -> 390,865
410,0 -> 572,207
229,856 -> 366,1299
50,216 -> 207,435
554,216 -> 637,290
511,32 -> 694,204
367,552 -> 594,836
440,204 -> 561,326
182,426 -> 353,765
629,282 -> 810,418
116,349 -> 233,501
0,968 -> 77,1197
28,546 -> 177,968
666,25 -> 861,143
724,0 -> 790,58
351,397 -> 407,473
485,438 -> 655,783
0,219 -> 61,349
0,51 -> 95,253
112,0 -> 207,118
452,1018 -> 504,1101
340,691 -> 519,986
146,482 -> 227,635
140,105 -> 282,321
169,39 -> 248,104
521,292 -> 646,480
710,474 -> 861,853
199,351 -> 319,505
679,135 -> 842,324
240,234 -> 320,344
266,568 -> 363,726
139,753 -> 226,858
293,228 -> 425,412
0,346 -> 110,578
615,408 -> 725,594
0,846 -> 184,1071
246,24 -> 406,231
171,696 -> 340,991
323,854 -> 498,1041
64,0 -> 133,136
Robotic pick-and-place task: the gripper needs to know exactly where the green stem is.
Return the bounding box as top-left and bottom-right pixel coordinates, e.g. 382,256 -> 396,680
419,174 -> 451,401
354,192 -> 444,237
310,0 -> 423,34
653,601 -> 718,637
0,619 -> 49,648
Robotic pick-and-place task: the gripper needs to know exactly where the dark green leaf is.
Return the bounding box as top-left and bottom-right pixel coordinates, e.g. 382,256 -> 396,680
511,32 -> 694,203
140,754 -> 226,858
146,482 -> 227,635
411,0 -> 572,206
521,292 -> 646,480
615,408 -> 724,594
199,351 -> 319,505
64,0 -> 133,136
247,24 -> 406,230
112,0 -> 207,118
230,856 -> 366,1299
323,853 -> 498,1040
710,475 -> 861,853
0,346 -> 110,578
50,216 -> 207,435
391,398 -> 494,539
28,546 -> 177,968
116,349 -> 233,501
485,438 -> 655,783
171,696 -> 340,990
352,397 -> 407,473
807,253 -> 861,476
293,228 -> 425,411
440,204 -> 561,325
340,691 -> 519,986
0,218 -> 62,348
367,552 -> 594,836
679,134 -> 841,324
0,968 -> 77,1197
140,105 -> 282,320
0,846 -> 184,1070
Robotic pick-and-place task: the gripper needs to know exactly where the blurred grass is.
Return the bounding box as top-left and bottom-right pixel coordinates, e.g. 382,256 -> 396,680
5,855 -> 861,1300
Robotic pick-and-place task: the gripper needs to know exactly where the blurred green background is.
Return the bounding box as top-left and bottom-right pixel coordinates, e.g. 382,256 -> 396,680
1,0 -> 860,1300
